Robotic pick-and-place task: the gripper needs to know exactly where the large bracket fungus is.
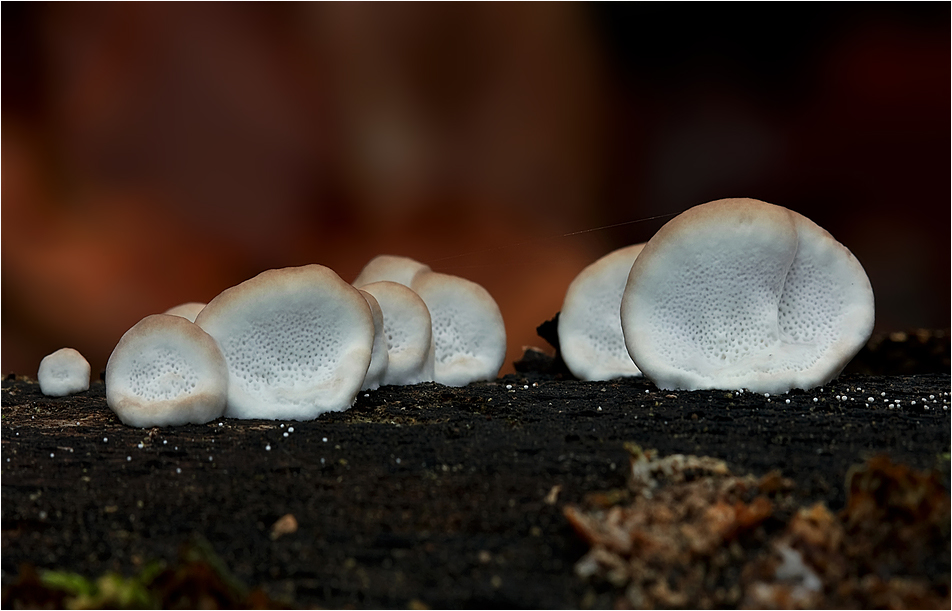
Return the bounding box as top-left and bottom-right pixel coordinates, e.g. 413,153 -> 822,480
38,347 -> 91,397
620,198 -> 875,393
558,243 -> 646,381
105,314 -> 228,427
195,264 -> 375,420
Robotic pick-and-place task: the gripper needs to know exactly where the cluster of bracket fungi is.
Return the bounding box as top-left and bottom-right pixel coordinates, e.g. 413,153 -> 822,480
37,197 -> 874,427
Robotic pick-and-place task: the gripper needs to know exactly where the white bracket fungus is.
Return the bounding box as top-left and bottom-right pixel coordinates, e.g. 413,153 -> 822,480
410,271 -> 507,387
558,243 -> 646,381
358,289 -> 390,390
195,264 -> 375,420
620,198 -> 875,393
357,281 -> 435,386
163,302 -> 206,322
105,314 -> 228,427
352,254 -> 432,288
37,347 -> 91,397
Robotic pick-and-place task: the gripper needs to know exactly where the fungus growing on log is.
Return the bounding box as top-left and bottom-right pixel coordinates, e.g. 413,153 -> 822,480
357,281 -> 435,386
105,314 -> 227,427
410,271 -> 506,387
37,347 -> 91,397
195,264 -> 375,420
620,198 -> 875,393
558,243 -> 646,381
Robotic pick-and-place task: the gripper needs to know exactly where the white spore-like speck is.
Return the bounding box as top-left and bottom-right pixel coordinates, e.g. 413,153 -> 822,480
288,427 -> 294,433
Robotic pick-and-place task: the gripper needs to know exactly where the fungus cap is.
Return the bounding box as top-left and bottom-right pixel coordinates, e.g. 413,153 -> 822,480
359,289 -> 390,391
352,254 -> 432,288
163,302 -> 206,323
357,281 -> 435,385
105,314 -> 228,427
38,347 -> 91,397
195,264 -> 374,420
410,271 -> 506,387
558,243 -> 646,381
620,198 -> 875,393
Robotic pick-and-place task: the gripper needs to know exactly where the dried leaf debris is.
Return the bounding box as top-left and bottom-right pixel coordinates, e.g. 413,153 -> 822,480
565,446 -> 950,609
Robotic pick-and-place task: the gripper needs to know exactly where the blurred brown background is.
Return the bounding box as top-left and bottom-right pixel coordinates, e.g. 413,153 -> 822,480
3,3 -> 949,378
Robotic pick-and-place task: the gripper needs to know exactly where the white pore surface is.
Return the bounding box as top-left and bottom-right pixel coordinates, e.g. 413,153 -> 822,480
38,347 -> 90,397
359,290 -> 389,391
411,272 -> 506,387
358,281 -> 435,385
195,264 -> 374,420
163,302 -> 206,322
559,243 -> 646,381
353,254 -> 432,288
621,198 -> 875,393
105,314 -> 228,427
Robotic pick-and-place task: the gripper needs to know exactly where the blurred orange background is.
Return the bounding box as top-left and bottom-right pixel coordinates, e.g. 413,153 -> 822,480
3,3 -> 949,378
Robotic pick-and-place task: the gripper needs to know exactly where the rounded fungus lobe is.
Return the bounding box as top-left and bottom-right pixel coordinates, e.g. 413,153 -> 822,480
620,198 -> 874,393
352,254 -> 432,288
163,302 -> 206,322
359,289 -> 390,391
410,271 -> 506,387
558,243 -> 646,381
37,347 -> 91,397
195,264 -> 375,420
358,281 -> 435,386
105,314 -> 227,427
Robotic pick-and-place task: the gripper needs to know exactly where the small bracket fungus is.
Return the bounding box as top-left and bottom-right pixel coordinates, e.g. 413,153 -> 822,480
558,243 -> 646,381
105,314 -> 228,427
410,271 -> 506,387
37,347 -> 91,397
357,281 -> 435,385
163,302 -> 206,323
352,254 -> 432,288
620,198 -> 875,393
359,289 -> 390,390
195,264 -> 375,420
